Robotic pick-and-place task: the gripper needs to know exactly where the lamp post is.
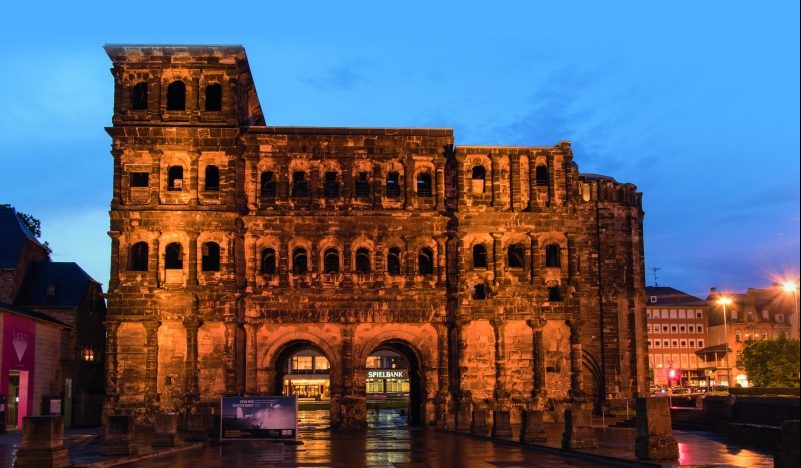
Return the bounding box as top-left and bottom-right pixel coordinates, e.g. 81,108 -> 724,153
717,296 -> 733,388
783,281 -> 799,339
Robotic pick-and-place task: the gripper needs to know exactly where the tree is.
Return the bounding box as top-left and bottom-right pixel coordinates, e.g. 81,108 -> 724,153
740,336 -> 800,388
0,203 -> 52,255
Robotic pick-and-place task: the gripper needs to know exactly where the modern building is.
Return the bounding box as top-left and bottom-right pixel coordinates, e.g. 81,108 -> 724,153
703,287 -> 796,387
104,45 -> 648,429
645,286 -> 708,387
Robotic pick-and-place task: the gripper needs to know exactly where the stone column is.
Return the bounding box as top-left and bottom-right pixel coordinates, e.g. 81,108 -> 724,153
562,406 -> 597,449
403,236 -> 415,288
509,153 -> 521,211
455,153 -> 467,208
520,410 -> 547,443
104,321 -> 120,415
279,160 -> 289,202
435,322 -> 450,428
183,318 -> 201,405
455,320 -> 473,433
546,152 -> 555,207
435,235 -> 447,286
343,157 -> 354,205
339,325 -> 366,430
403,156 -> 414,209
311,239 -> 321,287
491,232 -> 502,286
567,234 -> 578,281
342,238 -> 353,286
527,154 -> 538,211
250,235 -> 260,283
189,150 -> 200,205
278,235 -> 289,286
527,318 -> 547,403
144,320 -> 161,416
187,231 -> 199,286
372,164 -> 383,208
492,319 -> 512,437
246,323 -> 259,394
310,164 -> 321,209
489,154 -> 499,207
435,159 -> 445,211
109,232 -> 121,291
224,320 -> 237,394
528,231 -> 539,285
635,397 -> 678,460
568,320 -> 584,400
151,235 -> 161,286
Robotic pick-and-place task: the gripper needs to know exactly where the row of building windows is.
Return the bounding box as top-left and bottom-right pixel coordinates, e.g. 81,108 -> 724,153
128,242 -> 221,272
130,166 -> 221,192
647,339 -> 705,349
649,353 -> 704,371
130,81 -> 222,112
646,309 -> 704,319
735,330 -> 769,342
647,323 -> 705,334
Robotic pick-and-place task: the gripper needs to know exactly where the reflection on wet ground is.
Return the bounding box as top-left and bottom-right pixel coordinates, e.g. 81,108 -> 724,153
124,409 -> 608,467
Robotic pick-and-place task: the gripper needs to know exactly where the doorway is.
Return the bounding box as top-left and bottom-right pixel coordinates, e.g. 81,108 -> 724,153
7,370 -> 29,430
366,341 -> 424,428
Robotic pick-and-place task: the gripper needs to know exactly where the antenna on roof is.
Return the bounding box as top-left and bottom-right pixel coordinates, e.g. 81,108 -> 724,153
649,266 -> 661,287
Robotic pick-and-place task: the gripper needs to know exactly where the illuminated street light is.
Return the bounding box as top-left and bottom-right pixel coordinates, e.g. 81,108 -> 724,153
716,296 -> 733,387
782,280 -> 799,338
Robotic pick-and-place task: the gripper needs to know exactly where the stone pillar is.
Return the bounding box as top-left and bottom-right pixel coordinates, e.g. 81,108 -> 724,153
342,239 -> 353,286
372,164 -> 383,208
184,318 -> 201,405
187,231 -> 199,286
435,235 -> 447,286
635,397 -> 678,460
151,236 -> 161,286
492,319 -> 512,437
224,320 -> 237,394
567,320 -> 584,399
311,239 -> 321,287
109,232 -> 121,291
470,408 -> 490,436
491,232 -> 502,285
403,236 -> 415,288
509,153 -> 521,210
185,414 -> 209,442
435,322 -> 450,428
189,150 -> 200,204
144,320 -> 161,416
561,406 -> 597,449
278,160 -> 289,202
339,325 -> 366,430
250,235 -> 260,283
152,413 -> 178,448
104,321 -> 120,415
528,232 -> 538,285
342,157 -> 354,205
246,323 -> 259,394
489,154 -> 499,207
435,160 -> 445,211
520,410 -> 547,443
546,152 -> 555,207
527,318 -> 547,402
491,410 -> 513,438
527,154 -> 538,211
403,156 -> 414,209
101,415 -> 138,456
455,153 -> 467,208
278,235 -> 289,286
14,416 -> 69,468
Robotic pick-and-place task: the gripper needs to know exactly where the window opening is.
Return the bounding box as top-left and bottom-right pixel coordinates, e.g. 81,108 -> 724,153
417,172 -> 432,197
261,171 -> 276,197
418,248 -> 434,275
355,172 -> 370,198
204,165 -> 220,191
472,244 -> 487,269
386,172 -> 401,198
323,248 -> 340,274
129,242 -> 149,271
166,80 -> 186,111
165,243 -> 183,269
131,172 -> 149,187
545,244 -> 561,267
471,166 -> 486,193
292,172 -> 308,197
292,248 -> 308,274
507,244 -> 524,268
201,242 -> 220,271
548,285 -> 562,301
324,172 -> 340,198
387,247 -> 402,275
355,248 -> 371,274
167,166 -> 183,191
205,83 -> 222,111
131,82 -> 148,110
261,248 -> 276,274
473,284 -> 487,300
535,165 -> 549,186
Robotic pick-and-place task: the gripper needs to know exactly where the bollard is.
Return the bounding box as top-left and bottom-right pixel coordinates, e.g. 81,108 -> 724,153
184,414 -> 209,442
520,409 -> 547,443
491,410 -> 513,438
152,413 -> 178,448
561,406 -> 598,449
101,415 -> 138,456
634,397 -> 678,460
14,416 -> 69,467
470,409 -> 490,436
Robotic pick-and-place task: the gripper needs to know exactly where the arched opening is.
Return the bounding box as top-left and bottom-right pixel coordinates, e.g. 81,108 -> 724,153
292,171 -> 308,197
545,244 -> 561,268
418,247 -> 434,275
261,248 -> 276,274
292,248 -> 308,274
128,242 -> 149,271
355,247 -> 370,274
165,242 -> 183,269
386,171 -> 401,198
507,244 -> 525,268
201,242 -> 220,271
473,284 -> 487,300
166,80 -> 186,111
131,82 -> 148,110
204,83 -> 222,111
535,165 -> 549,187
416,172 -> 432,198
323,248 -> 340,274
167,166 -> 183,191
273,341 -> 333,428
354,172 -> 370,198
582,353 -> 604,412
204,165 -> 220,192
387,247 -> 402,275
323,172 -> 340,198
472,244 -> 487,269
260,171 -> 276,197
365,341 -> 424,428
471,165 -> 486,193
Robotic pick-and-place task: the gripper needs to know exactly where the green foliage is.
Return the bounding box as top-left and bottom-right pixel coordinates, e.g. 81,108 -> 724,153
740,337 -> 801,388
0,203 -> 52,256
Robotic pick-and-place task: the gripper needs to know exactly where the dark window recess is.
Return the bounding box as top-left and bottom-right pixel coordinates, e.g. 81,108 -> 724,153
386,172 -> 401,198
323,249 -> 340,273
167,166 -> 183,191
293,248 -> 308,274
355,172 -> 370,198
545,244 -> 561,268
165,243 -> 183,269
472,244 -> 487,269
472,165 -> 486,180
417,173 -> 432,197
260,171 -> 276,197
205,83 -> 222,111
166,81 -> 186,111
507,244 -> 525,268
473,284 -> 487,300
128,242 -> 149,271
535,165 -> 549,186
548,286 -> 562,302
131,82 -> 148,110
130,172 -> 149,188
261,248 -> 276,274
201,242 -> 220,271
355,248 -> 371,274
387,247 -> 402,275
204,165 -> 220,191
292,172 -> 308,197
323,172 -> 340,198
418,248 -> 434,275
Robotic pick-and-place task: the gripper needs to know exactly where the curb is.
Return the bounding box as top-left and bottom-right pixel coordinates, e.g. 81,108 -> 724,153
72,442 -> 204,468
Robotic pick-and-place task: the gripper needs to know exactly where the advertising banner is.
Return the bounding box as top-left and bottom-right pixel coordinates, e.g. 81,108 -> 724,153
220,396 -> 298,440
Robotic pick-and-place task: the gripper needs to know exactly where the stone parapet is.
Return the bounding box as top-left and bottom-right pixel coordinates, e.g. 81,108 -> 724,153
520,410 -> 547,443
101,415 -> 139,456
561,407 -> 597,449
14,416 -> 69,468
634,397 -> 678,460
152,413 -> 178,448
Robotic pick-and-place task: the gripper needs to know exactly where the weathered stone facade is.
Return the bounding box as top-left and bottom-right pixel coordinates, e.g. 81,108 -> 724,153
104,45 -> 648,429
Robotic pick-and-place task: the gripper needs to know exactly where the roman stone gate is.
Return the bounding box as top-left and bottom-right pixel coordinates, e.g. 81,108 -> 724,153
103,45 -> 648,430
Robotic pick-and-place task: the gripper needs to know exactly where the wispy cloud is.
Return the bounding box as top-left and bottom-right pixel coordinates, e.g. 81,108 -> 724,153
301,61 -> 369,91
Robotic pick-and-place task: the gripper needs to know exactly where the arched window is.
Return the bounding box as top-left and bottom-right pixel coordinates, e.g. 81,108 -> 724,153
548,285 -> 562,302
260,171 -> 276,197
131,82 -> 148,110
202,242 -> 220,271
205,83 -> 222,111
292,248 -> 308,274
387,247 -> 402,275
355,172 -> 370,198
535,165 -> 549,187
471,166 -> 486,193
323,172 -> 340,198
292,172 -> 308,197
260,248 -> 276,274
323,248 -> 340,274
507,244 -> 525,268
355,248 -> 371,274
473,284 -> 487,300
418,247 -> 434,275
472,244 -> 487,269
165,242 -> 183,269
166,80 -> 186,111
417,172 -> 432,198
545,244 -> 561,268
128,242 -> 149,271
386,172 -> 401,198
204,165 -> 220,192
167,166 -> 183,191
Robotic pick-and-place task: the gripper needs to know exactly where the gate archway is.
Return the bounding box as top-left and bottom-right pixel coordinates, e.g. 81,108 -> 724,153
364,340 -> 425,428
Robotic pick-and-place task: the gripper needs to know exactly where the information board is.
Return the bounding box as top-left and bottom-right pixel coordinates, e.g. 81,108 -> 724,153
220,396 -> 298,440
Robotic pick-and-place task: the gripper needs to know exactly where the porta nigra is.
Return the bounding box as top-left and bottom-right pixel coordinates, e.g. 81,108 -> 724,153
104,45 -> 648,430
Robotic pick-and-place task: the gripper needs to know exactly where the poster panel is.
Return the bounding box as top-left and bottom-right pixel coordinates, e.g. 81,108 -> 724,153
220,396 -> 298,440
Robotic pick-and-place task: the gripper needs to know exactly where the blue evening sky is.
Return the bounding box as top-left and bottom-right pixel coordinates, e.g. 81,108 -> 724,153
0,1 -> 798,298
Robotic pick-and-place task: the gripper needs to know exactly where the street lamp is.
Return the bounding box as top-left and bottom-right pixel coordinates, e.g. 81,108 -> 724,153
782,281 -> 799,338
717,296 -> 733,388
